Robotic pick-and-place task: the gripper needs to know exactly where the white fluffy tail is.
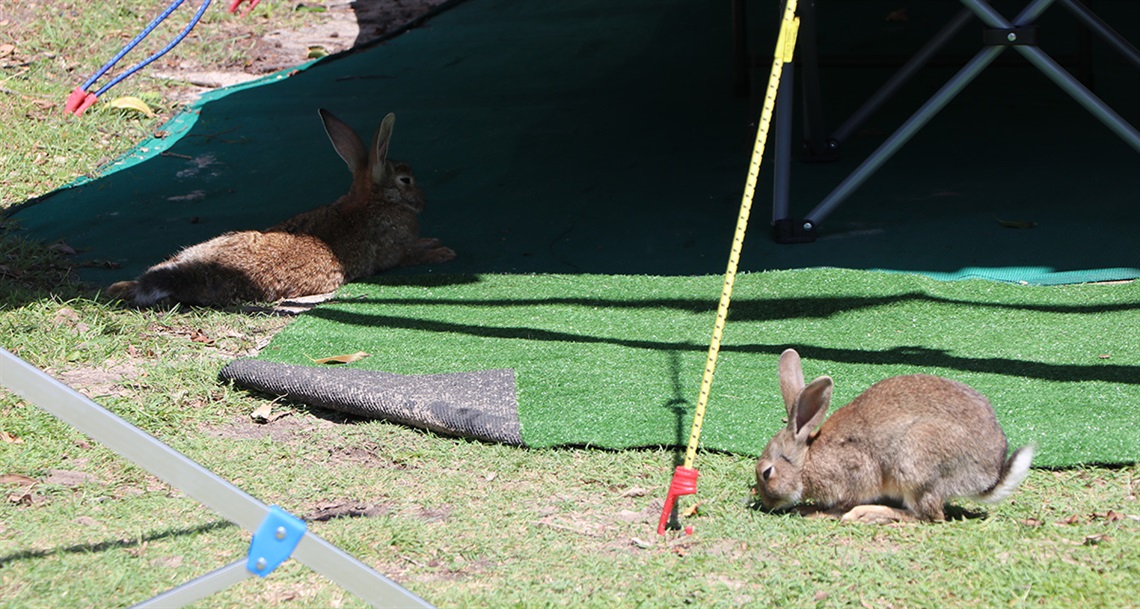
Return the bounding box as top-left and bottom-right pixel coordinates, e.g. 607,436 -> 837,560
977,445 -> 1034,503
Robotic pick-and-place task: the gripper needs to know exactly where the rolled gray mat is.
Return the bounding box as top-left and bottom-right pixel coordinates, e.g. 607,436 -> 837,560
219,359 -> 523,445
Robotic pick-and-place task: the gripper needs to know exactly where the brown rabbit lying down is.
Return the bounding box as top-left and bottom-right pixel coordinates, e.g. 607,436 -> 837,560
754,349 -> 1033,523
106,109 -> 455,307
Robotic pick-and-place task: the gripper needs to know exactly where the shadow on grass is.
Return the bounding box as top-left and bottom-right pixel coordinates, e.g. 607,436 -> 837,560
0,519 -> 235,566
749,501 -> 991,522
300,306 -> 1140,385
354,275 -> 1140,318
0,220 -> 94,311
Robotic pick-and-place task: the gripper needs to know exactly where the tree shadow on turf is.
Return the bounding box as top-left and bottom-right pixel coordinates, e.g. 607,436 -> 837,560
303,306 -> 1140,386
0,519 -> 234,566
353,277 -> 1140,319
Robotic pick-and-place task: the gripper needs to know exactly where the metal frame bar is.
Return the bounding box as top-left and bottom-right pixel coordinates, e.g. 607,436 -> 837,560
771,0 -> 1140,234
0,347 -> 434,609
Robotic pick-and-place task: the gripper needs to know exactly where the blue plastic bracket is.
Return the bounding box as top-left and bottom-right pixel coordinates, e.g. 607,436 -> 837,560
246,506 -> 307,578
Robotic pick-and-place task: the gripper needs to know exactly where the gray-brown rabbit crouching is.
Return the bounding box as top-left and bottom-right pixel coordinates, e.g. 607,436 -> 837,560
106,109 -> 454,307
754,349 -> 1033,523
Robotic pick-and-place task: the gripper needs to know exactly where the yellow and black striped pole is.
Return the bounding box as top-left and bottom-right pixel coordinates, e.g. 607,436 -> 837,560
658,0 -> 800,535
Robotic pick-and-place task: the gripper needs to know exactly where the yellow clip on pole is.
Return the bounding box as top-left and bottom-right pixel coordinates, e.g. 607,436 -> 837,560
658,0 -> 800,536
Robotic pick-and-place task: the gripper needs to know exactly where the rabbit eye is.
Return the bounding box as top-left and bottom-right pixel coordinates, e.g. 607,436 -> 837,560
398,175 -> 413,186
761,465 -> 774,481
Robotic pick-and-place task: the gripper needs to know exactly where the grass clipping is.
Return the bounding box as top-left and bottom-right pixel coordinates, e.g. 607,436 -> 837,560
254,268 -> 1140,467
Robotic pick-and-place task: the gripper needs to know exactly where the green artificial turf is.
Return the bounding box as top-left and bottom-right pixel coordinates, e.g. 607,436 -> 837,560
253,268 -> 1140,468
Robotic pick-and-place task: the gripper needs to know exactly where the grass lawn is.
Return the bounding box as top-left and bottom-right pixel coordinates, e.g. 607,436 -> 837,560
2,2 -> 1139,608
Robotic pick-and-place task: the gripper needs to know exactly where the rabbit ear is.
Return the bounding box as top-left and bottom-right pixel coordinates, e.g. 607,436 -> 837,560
318,109 -> 368,174
778,349 -> 805,415
370,113 -> 396,183
790,376 -> 832,441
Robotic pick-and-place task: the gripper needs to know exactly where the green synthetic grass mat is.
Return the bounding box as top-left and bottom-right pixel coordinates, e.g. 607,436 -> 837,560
8,0 -> 1140,286
254,268 -> 1140,468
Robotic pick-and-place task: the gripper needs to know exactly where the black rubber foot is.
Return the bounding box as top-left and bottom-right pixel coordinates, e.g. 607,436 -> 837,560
772,219 -> 818,244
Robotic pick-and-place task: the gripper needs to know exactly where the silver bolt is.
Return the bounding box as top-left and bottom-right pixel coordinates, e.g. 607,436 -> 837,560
1007,32 -> 1017,42
802,222 -> 812,231
255,557 -> 267,571
275,526 -> 287,540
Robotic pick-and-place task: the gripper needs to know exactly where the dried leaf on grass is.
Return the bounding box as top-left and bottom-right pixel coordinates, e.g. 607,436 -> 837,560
4,473 -> 44,505
249,402 -> 291,424
310,351 -> 370,364
1,473 -> 37,487
107,96 -> 155,117
48,241 -> 77,255
1057,513 -> 1083,525
7,490 -> 46,506
250,402 -> 273,423
1,430 -> 24,444
1083,533 -> 1111,546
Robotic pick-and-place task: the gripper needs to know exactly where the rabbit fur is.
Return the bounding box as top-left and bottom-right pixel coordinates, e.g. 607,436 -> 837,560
754,349 -> 1033,523
106,109 -> 454,307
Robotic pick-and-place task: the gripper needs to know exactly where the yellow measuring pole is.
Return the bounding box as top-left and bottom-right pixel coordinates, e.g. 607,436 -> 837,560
659,1 -> 800,536
683,2 -> 800,469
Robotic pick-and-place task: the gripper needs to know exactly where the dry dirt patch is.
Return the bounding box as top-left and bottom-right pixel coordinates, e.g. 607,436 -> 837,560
152,0 -> 449,103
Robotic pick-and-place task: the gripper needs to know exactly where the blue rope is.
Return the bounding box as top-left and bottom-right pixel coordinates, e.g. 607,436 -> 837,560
81,0 -> 213,97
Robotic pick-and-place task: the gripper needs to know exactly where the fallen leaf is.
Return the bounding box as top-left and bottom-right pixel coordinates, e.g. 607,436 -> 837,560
107,96 -> 155,117
630,537 -> 653,549
484,471 -> 498,482
1057,514 -> 1083,525
311,351 -> 370,364
250,402 -> 274,423
1,473 -> 37,487
0,43 -> 14,58
1,430 -> 24,444
7,491 -> 38,505
189,329 -> 214,345
1019,518 -> 1043,527
1083,533 -> 1111,546
681,501 -> 703,518
306,45 -> 329,59
48,241 -> 78,255
1098,354 -> 1111,360
1101,510 -> 1125,522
